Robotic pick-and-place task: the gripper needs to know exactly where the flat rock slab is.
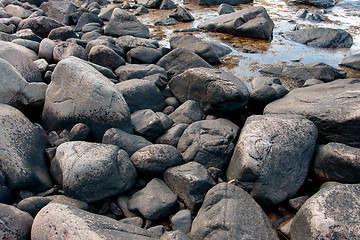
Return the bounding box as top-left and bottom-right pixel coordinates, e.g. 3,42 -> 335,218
31,203 -> 156,240
283,28 -> 353,48
290,184 -> 360,239
264,78 -> 360,147
226,114 -> 318,205
190,183 -> 278,240
198,6 -> 274,40
340,52 -> 360,70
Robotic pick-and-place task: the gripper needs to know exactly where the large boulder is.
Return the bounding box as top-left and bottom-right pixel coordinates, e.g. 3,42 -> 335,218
126,46 -> 163,64
51,141 -> 137,202
259,62 -> 346,86
290,184 -> 360,239
115,63 -> 167,81
4,4 -> 32,19
115,35 -> 159,52
264,78 -> 360,147
31,203 -> 156,240
283,28 -> 353,48
288,0 -> 335,8
198,6 -> 274,40
0,104 -> 53,193
40,1 -> 77,25
0,58 -> 46,109
53,41 -> 88,63
249,77 -> 288,107
128,178 -> 178,220
190,183 -> 278,240
17,16 -> 63,38
42,57 -> 132,141
88,45 -> 125,70
104,8 -> 150,38
340,52 -> 360,70
169,35 -> 220,64
226,114 -> 318,205
169,67 -> 249,115
177,119 -> 239,170
313,142 -> 360,183
0,203 -> 33,239
168,100 -> 205,125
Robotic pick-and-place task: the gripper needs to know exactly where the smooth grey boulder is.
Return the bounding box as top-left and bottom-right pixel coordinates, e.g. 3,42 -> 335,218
195,0 -> 252,5
260,62 -> 346,85
85,37 -> 125,57
283,28 -> 353,48
289,0 -> 335,8
0,58 -> 47,108
0,104 -> 52,193
53,41 -> 88,62
137,0 -> 162,8
159,0 -> 177,10
169,67 -> 249,115
131,109 -> 173,141
177,118 -> 239,170
302,78 -> 324,87
99,5 -> 121,21
296,9 -> 324,21
17,196 -> 52,217
31,203 -> 156,240
5,4 -> 32,18
313,142 -> 360,183
198,6 -> 274,40
13,28 -> 42,42
217,3 -> 235,15
0,40 -> 38,60
290,184 -> 360,240
250,77 -> 288,105
12,39 -> 40,53
157,48 -> 212,79
126,46 -> 163,64
340,52 -> 360,70
89,45 -> 125,70
130,144 -> 184,177
134,6 -> 150,16
128,178 -> 178,220
227,114 -> 318,205
170,35 -> 220,64
116,35 -> 159,52
190,183 -> 278,240
154,17 -> 178,26
116,63 -> 166,81
116,79 -> 166,113
264,78 -> 360,147
104,8 -> 149,38
102,128 -> 152,156
163,162 -> 216,212
74,12 -> 103,32
51,141 -> 137,202
169,100 -> 205,125
42,57 -> 132,141
0,203 -> 33,239
169,6 -> 194,22
48,26 -> 77,41
155,124 -> 188,147
38,38 -> 56,63
81,31 -> 101,41
17,16 -> 63,38
40,0 -> 77,25
170,209 -> 192,234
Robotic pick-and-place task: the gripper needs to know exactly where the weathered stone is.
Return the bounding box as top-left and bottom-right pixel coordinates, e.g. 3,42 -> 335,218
161,230 -> 190,240
0,203 -> 33,239
5,4 -> 32,18
250,77 -> 288,106
17,16 -> 63,38
17,196 -> 52,217
99,5 -> 121,21
40,0 -> 77,25
155,124 -> 188,147
159,0 -> 177,10
89,45 -> 125,70
115,63 -> 166,81
169,6 -> 194,22
53,41 -> 88,62
289,0 -> 335,8
38,38 -> 56,63
48,26 -> 77,41
154,17 -> 178,26
126,46 -> 163,64
217,3 -> 235,14
195,0 -> 252,5
340,52 -> 360,70
170,209 -> 192,234
116,35 -> 158,52
169,100 -> 205,124
74,12 -> 103,32
226,114 -> 318,205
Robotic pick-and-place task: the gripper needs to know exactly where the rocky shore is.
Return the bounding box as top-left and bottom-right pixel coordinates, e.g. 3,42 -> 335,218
0,0 -> 359,239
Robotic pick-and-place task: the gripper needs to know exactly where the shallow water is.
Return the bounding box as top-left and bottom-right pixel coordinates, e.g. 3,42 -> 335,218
135,0 -> 360,88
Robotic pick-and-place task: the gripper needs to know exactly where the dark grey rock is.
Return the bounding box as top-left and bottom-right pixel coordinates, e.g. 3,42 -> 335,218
137,0 -> 162,8
130,144 -> 184,177
217,3 -> 235,15
148,225 -> 165,237
0,22 -> 15,33
80,31 -> 101,41
85,37 -> 125,57
169,100 -> 205,125
313,142 -> 360,183
155,124 -> 188,147
48,26 -> 78,41
290,184 -> 360,239
126,46 -> 163,64
154,17 -> 177,26
68,123 -> 90,141
159,0 -> 177,10
289,0 -> 335,8
89,45 -> 125,70
134,5 -> 149,15
227,114 -> 318,205
0,186 -> 11,203
170,209 -> 192,234
74,12 -> 103,32
128,178 -> 178,220
264,78 -> 360,147
163,162 -> 216,212
42,57 -> 132,141
302,78 -> 324,87
38,38 -> 56,63
104,8 -> 149,38
169,6 -> 194,22
98,5 -> 121,21
12,38 -> 39,53
250,77 -> 288,105
17,16 -> 63,38
116,79 -> 166,113
165,97 -> 180,108
116,35 -> 158,52
0,203 -> 33,239
51,141 -> 137,202
169,67 -> 249,114
31,203 -> 156,240
198,6 -> 274,40
82,22 -> 103,34
0,104 -> 52,193
260,62 -> 347,85
157,48 -> 212,79
13,28 -> 42,42
161,230 -> 190,240
131,109 -> 174,141
118,216 -> 143,228
283,28 -> 353,48
39,0 -> 77,25
178,118 -> 239,170
116,63 -> 166,81
102,128 -> 152,156
190,183 -> 278,240
34,58 -> 48,74
17,196 -> 52,217
53,41 -> 88,62
340,52 -> 360,70
170,35 -> 220,64
195,0 -> 252,5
